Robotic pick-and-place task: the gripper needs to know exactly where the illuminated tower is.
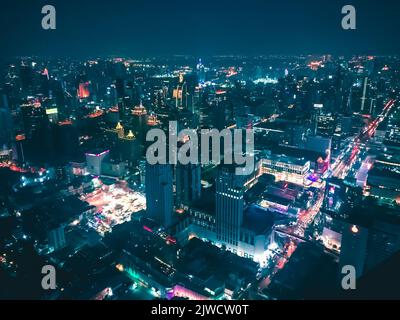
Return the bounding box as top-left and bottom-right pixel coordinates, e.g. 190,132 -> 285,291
192,86 -> 201,117
132,101 -> 147,144
126,130 -> 135,140
323,178 -> 345,215
360,77 -> 369,114
147,113 -> 161,128
116,121 -> 125,139
77,82 -> 90,99
216,166 -> 245,248
197,59 -> 206,84
173,81 -> 188,110
119,129 -> 140,166
312,104 -> 323,136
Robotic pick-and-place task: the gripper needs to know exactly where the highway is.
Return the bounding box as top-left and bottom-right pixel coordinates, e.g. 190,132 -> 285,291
238,100 -> 397,299
254,100 -> 398,297
331,99 -> 396,179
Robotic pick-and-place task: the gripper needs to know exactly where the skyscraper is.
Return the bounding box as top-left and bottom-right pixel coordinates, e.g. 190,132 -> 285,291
115,78 -> 134,124
197,59 -> 206,84
176,163 -> 201,207
339,208 -> 400,281
19,64 -> 33,93
20,102 -> 48,139
323,178 -> 346,215
365,219 -> 400,273
47,225 -> 67,252
77,82 -> 90,99
85,149 -> 110,176
216,166 -> 245,248
145,163 -> 174,228
360,77 -> 368,113
132,102 -> 148,144
0,94 -> 12,147
339,223 -> 369,279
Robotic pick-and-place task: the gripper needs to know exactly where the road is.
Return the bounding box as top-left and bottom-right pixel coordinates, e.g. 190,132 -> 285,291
253,188 -> 325,297
331,99 -> 396,179
254,100 -> 397,298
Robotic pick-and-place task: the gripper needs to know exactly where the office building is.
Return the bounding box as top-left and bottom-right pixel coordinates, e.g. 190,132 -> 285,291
339,223 -> 369,278
47,225 -> 67,252
216,166 -> 245,248
85,149 -> 110,176
261,152 -> 310,186
176,163 -> 201,207
145,163 -> 174,228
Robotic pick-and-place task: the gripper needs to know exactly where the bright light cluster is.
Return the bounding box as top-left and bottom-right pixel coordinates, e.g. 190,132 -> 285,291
82,183 -> 146,235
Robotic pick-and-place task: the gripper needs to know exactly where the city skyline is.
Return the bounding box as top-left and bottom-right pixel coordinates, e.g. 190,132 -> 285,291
1,0 -> 400,307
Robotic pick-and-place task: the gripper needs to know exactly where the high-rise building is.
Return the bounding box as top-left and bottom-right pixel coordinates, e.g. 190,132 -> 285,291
45,107 -> 59,124
197,59 -> 206,84
20,102 -> 48,139
365,219 -> 400,273
0,102 -> 12,147
316,113 -> 336,137
323,178 -> 346,215
115,78 -> 135,124
176,163 -> 201,207
85,149 -> 110,176
339,211 -> 400,280
19,64 -> 34,93
216,166 -> 245,248
116,121 -> 125,139
311,104 -> 322,135
47,225 -> 67,252
360,77 -> 369,113
115,78 -> 125,99
339,223 -> 369,279
261,152 -> 310,186
77,81 -> 90,99
119,129 -> 140,166
55,122 -> 80,163
145,163 -> 174,228
132,102 -> 148,144
305,135 -> 332,157
192,86 -> 201,116
118,96 -> 133,124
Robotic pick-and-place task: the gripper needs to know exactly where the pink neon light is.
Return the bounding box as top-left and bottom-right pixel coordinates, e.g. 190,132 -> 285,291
85,150 -> 110,157
143,226 -> 153,233
167,285 -> 209,301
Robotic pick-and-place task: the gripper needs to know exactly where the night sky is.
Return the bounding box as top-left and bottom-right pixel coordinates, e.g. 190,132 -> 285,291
0,0 -> 400,57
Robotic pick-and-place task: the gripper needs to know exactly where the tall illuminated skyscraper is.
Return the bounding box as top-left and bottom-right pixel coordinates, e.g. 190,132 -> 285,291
216,166 -> 245,247
361,77 -> 368,113
197,59 -> 206,84
77,82 -> 90,99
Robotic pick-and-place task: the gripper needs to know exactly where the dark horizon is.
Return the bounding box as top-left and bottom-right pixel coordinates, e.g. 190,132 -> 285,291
1,0 -> 400,58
